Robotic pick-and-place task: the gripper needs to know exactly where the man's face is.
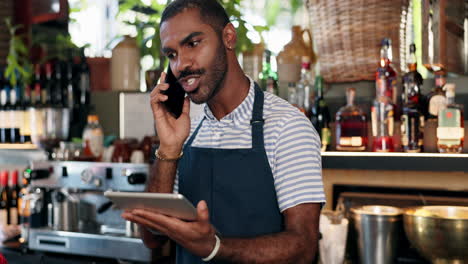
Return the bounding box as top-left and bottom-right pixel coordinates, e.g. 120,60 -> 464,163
160,9 -> 227,104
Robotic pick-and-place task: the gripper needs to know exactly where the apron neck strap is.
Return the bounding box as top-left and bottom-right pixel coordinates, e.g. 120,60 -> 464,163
185,82 -> 266,149
251,83 -> 265,150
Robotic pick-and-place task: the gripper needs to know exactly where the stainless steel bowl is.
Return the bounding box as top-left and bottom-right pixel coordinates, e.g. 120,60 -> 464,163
403,206 -> 468,264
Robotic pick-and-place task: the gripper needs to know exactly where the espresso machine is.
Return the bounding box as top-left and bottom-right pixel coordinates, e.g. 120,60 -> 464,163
22,161 -> 154,263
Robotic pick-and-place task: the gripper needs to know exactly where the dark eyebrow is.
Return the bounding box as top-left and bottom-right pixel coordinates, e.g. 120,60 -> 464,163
161,32 -> 204,55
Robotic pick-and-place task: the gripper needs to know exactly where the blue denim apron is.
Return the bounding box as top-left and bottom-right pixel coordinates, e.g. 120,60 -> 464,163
176,84 -> 284,263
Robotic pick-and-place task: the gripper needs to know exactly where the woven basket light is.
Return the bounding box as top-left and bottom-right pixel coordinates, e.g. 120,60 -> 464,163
306,0 -> 410,83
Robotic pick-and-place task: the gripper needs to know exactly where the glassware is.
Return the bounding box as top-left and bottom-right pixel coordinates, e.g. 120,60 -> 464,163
401,44 -> 424,153
437,84 -> 464,153
311,75 -> 331,151
335,88 -> 367,151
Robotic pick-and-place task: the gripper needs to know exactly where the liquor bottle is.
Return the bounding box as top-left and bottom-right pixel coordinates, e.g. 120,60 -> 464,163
54,61 -> 70,140
0,171 -> 10,225
372,39 -> 396,152
0,73 -> 7,143
9,170 -> 19,225
287,82 -> 298,107
21,83 -> 32,144
375,38 -> 398,110
30,64 -> 45,146
311,75 -> 331,151
259,49 -> 279,95
9,82 -> 21,143
64,49 -> 75,111
335,88 -> 367,151
401,44 -> 424,152
296,57 -> 313,116
425,71 -> 446,120
2,82 -> 12,143
82,115 -> 104,161
78,48 -> 91,106
437,84 -> 464,153
44,62 -> 60,140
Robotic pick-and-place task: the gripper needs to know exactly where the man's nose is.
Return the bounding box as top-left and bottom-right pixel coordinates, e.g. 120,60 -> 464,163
175,53 -> 193,75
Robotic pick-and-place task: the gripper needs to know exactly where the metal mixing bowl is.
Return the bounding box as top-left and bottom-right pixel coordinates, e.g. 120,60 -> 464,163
403,206 -> 468,264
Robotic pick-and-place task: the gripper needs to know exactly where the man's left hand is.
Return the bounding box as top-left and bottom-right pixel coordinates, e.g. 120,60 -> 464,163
122,200 -> 217,258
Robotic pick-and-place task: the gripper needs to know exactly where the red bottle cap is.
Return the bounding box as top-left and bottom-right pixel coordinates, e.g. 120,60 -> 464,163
0,171 -> 9,187
10,170 -> 18,186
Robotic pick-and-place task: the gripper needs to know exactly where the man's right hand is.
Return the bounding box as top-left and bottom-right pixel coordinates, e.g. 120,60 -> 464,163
150,72 -> 191,157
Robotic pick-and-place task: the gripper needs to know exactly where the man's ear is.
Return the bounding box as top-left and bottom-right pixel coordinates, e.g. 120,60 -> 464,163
223,23 -> 237,50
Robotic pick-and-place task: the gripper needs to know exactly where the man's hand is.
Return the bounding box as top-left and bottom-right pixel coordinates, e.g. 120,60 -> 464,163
122,200 -> 217,258
150,72 -> 191,157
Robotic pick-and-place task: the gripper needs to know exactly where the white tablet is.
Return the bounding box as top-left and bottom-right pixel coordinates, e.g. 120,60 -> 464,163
104,191 -> 197,221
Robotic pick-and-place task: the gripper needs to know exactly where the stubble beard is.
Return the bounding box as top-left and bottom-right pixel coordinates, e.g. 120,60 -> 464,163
189,42 -> 227,104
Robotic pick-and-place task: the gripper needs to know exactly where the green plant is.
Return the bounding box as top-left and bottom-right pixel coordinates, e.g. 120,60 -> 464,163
4,18 -> 32,86
117,0 -> 267,70
32,29 -> 80,63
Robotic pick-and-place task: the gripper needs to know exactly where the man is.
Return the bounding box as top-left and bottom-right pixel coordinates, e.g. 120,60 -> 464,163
122,0 -> 325,263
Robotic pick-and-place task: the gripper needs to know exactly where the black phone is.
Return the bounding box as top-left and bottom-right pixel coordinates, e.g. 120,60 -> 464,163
162,66 -> 186,118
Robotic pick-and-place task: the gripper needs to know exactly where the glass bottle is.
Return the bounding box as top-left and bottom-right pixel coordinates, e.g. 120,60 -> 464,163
335,88 -> 367,151
375,38 -> 398,110
259,49 -> 279,95
0,73 -> 8,143
287,82 -> 298,107
437,84 -> 464,153
401,44 -> 424,152
21,83 -> 32,144
277,26 -> 316,99
311,75 -> 331,151
29,64 -> 45,146
2,81 -> 12,143
9,82 -> 21,143
0,171 -> 10,226
296,57 -> 313,116
78,48 -> 91,106
425,71 -> 447,119
82,115 -> 104,161
372,39 -> 396,152
9,170 -> 19,225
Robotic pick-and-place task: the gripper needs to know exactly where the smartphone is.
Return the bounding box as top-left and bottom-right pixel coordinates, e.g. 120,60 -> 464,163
162,66 -> 186,118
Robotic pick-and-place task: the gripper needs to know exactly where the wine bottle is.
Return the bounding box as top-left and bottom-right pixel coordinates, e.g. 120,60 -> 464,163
311,75 -> 331,151
0,171 -> 10,225
9,170 -> 19,225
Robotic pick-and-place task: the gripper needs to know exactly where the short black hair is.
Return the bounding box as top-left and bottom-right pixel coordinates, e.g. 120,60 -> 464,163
160,0 -> 230,34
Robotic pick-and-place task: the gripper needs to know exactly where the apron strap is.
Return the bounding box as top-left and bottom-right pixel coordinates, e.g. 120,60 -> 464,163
185,116 -> 205,147
251,83 -> 265,150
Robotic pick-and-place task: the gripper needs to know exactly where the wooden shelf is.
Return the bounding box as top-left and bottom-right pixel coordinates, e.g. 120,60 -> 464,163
0,144 -> 38,150
321,151 -> 468,172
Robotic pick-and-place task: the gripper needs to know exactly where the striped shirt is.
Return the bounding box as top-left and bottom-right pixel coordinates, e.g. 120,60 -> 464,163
175,77 -> 325,212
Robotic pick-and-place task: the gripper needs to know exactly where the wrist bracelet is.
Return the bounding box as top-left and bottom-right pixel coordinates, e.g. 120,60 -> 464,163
155,148 -> 183,162
202,234 -> 221,262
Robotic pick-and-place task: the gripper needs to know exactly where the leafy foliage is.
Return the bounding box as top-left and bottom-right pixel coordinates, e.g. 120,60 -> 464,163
118,0 -> 267,69
4,18 -> 32,86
